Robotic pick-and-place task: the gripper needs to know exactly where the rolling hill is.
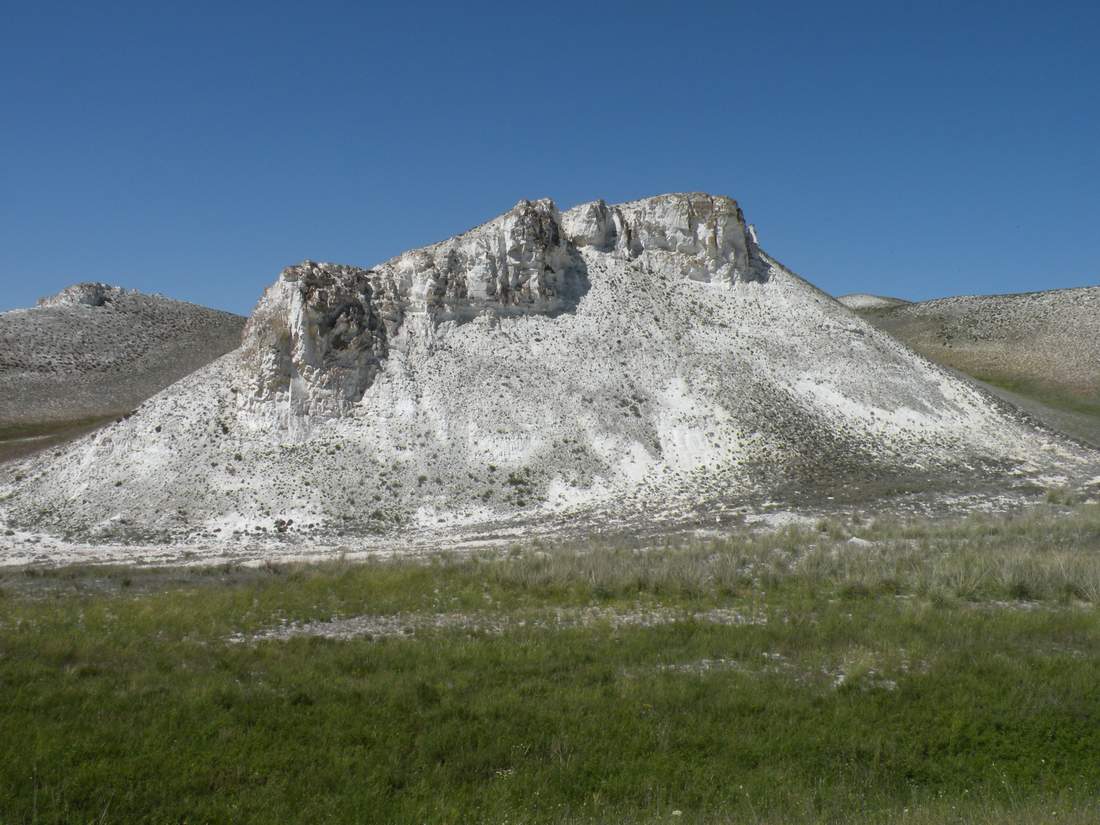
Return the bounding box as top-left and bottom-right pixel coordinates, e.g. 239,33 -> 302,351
0,283 -> 244,461
850,287 -> 1100,445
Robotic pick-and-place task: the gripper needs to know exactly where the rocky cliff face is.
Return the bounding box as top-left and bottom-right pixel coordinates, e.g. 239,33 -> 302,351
386,197 -> 584,320
240,193 -> 761,416
564,193 -> 757,284
241,262 -> 389,415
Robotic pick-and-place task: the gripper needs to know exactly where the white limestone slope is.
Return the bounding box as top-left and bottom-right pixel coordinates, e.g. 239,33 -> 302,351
1,194 -> 1094,547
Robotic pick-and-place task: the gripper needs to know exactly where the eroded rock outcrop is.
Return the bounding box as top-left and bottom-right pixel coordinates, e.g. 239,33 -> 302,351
241,262 -> 388,414
37,282 -> 123,308
563,193 -> 758,284
241,193 -> 763,416
374,197 -> 589,327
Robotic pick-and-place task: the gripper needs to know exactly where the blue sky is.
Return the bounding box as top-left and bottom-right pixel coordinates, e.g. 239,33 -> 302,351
1,0 -> 1097,314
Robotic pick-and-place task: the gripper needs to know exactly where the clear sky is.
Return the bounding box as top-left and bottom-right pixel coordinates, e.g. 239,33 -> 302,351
2,0 -> 1097,315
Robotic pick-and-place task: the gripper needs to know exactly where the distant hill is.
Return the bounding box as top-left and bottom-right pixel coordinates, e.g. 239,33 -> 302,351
836,293 -> 911,310
0,284 -> 244,448
849,287 -> 1100,444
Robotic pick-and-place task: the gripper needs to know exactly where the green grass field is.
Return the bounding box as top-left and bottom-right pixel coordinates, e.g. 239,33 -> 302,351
3,503 -> 1100,823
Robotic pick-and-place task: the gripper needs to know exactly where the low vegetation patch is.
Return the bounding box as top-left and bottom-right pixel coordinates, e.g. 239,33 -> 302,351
966,370 -> 1100,420
0,415 -> 120,465
2,503 -> 1100,823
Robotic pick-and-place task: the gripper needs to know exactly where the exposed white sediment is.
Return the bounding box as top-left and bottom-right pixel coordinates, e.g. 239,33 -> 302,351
1,193 -> 1095,560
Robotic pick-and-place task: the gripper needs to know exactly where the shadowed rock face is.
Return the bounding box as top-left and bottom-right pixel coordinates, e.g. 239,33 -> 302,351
241,262 -> 387,413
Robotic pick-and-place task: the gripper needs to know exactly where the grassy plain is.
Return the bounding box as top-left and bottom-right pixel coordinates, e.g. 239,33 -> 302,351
2,502 -> 1100,823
